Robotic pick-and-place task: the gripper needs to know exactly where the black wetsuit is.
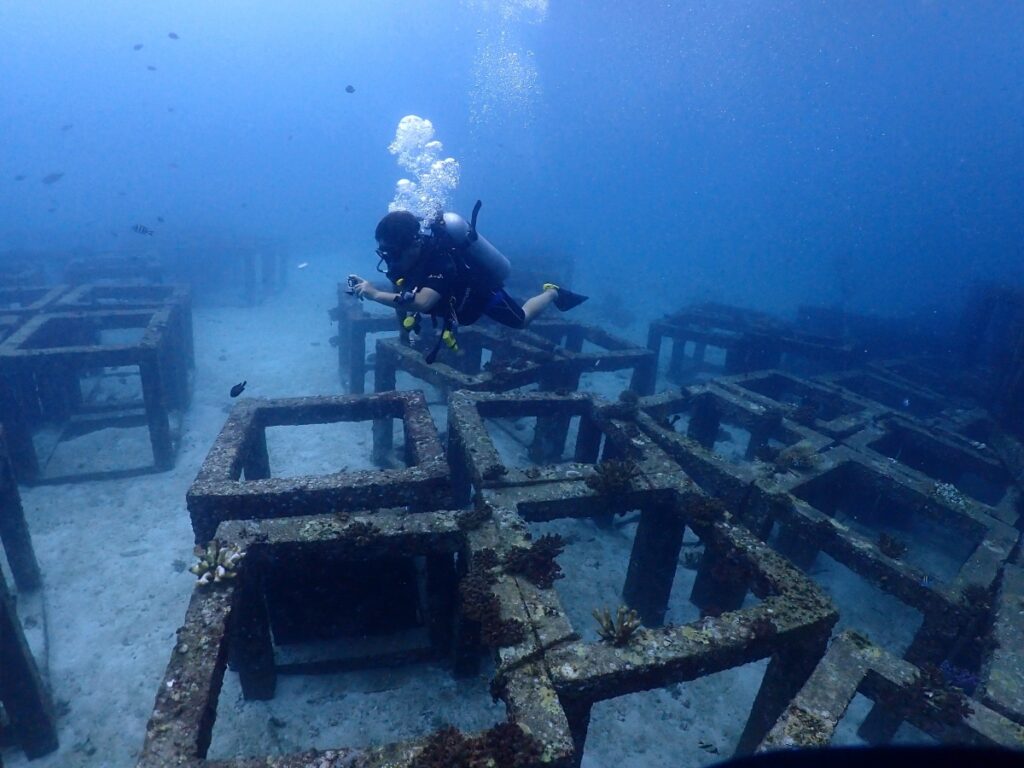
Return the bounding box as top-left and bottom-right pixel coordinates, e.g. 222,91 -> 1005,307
403,232 -> 525,329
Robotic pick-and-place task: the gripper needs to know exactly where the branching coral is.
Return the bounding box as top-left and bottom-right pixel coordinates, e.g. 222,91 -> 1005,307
684,495 -> 729,525
344,520 -> 377,546
503,534 -> 565,589
593,605 -> 642,646
772,440 -> 820,472
411,722 -> 543,768
877,532 -> 908,559
907,662 -> 975,726
189,540 -> 244,586
457,504 -> 493,531
459,564 -> 525,648
585,459 -> 640,497
746,615 -> 778,641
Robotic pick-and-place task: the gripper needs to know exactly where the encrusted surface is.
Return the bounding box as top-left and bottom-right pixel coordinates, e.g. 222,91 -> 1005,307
186,391 -> 451,542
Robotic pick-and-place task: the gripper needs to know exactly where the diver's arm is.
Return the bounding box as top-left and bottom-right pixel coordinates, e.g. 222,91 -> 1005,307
371,286 -> 441,313
351,276 -> 441,312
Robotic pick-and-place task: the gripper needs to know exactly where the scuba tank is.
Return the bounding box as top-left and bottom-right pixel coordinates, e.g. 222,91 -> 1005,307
432,201 -> 511,286
420,200 -> 510,364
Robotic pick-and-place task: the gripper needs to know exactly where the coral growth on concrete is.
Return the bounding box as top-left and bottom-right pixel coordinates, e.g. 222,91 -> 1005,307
585,459 -> 640,497
411,722 -> 543,768
188,540 -> 244,586
592,605 -> 642,646
459,563 -> 526,648
503,534 -> 565,589
877,532 -> 908,559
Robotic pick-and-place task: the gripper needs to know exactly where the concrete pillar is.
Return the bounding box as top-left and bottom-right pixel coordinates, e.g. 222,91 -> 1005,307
232,565 -> 276,700
0,569 -> 58,758
622,503 -> 686,626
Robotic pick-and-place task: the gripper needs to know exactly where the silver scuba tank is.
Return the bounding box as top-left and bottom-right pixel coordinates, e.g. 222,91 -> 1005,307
441,211 -> 511,285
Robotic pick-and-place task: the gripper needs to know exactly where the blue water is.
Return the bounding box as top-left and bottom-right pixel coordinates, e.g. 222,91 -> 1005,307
2,2 -> 1022,766
2,1 -> 1021,317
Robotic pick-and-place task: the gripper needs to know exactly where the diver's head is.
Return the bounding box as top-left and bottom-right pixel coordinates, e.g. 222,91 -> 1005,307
375,210 -> 422,282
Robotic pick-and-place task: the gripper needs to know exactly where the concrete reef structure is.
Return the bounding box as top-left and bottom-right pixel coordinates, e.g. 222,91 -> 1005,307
0,297 -> 192,483
0,426 -> 56,759
141,302 -> 1023,766
330,284 -> 655,401
186,390 -> 451,543
759,631 -> 1024,750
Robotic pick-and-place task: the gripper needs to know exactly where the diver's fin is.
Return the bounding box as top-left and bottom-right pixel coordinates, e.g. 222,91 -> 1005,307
544,284 -> 588,312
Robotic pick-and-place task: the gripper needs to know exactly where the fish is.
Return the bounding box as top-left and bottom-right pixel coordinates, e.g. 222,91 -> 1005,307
41,172 -> 64,184
147,65 -> 157,71
345,84 -> 355,94
132,224 -> 155,236
230,381 -> 246,398
61,124 -> 73,131
168,32 -> 179,40
900,397 -> 911,409
133,43 -> 143,51
297,262 -> 309,269
156,216 -> 165,223
14,174 -> 25,181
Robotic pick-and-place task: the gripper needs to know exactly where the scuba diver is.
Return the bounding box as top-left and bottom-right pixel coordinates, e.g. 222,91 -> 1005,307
347,202 -> 587,362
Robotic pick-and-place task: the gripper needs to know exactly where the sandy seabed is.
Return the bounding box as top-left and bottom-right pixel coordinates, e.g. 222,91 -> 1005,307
2,258 -> 930,768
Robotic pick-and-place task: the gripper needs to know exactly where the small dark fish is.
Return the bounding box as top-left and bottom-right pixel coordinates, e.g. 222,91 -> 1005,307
47,207 -> 56,213
168,32 -> 179,40
230,381 -> 246,398
41,172 -> 64,184
132,224 -> 155,236
133,43 -> 143,51
345,84 -> 355,94
14,174 -> 25,181
61,124 -> 73,131
156,216 -> 165,223
147,65 -> 157,71
168,162 -> 178,169
167,107 -> 175,112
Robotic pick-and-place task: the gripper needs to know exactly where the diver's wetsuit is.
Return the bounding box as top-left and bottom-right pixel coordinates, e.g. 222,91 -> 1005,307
404,234 -> 526,329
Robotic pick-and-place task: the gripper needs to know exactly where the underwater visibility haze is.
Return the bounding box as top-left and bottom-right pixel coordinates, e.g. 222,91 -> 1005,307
1,1 -> 1023,767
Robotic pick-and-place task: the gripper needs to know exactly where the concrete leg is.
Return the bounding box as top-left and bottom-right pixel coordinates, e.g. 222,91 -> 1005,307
372,351 -> 397,466
0,569 -> 58,758
140,355 -> 173,470
622,503 -> 686,626
690,550 -> 749,615
734,631 -> 830,755
561,695 -> 592,768
0,442 -> 41,591
243,430 -> 271,480
232,566 -> 276,700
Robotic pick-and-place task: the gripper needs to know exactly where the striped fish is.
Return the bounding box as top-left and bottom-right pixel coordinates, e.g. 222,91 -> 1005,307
132,224 -> 155,236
